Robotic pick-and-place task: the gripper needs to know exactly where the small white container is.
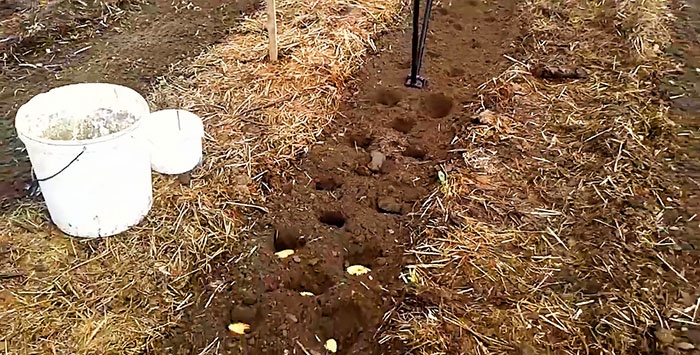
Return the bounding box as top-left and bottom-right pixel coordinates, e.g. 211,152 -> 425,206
144,109 -> 204,175
15,83 -> 153,238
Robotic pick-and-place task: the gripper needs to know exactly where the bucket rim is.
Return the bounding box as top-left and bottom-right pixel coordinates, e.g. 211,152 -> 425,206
15,83 -> 149,147
17,119 -> 145,147
144,109 -> 205,145
147,109 -> 204,134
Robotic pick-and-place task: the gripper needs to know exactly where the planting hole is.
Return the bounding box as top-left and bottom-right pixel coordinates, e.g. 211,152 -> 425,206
374,88 -> 402,107
273,227 -> 306,252
423,93 -> 454,118
391,117 -> 416,133
315,176 -> 342,191
403,145 -> 427,160
319,211 -> 346,228
348,133 -> 373,149
288,267 -> 335,295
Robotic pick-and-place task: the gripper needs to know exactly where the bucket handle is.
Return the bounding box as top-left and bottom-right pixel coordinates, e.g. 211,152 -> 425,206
27,147 -> 86,196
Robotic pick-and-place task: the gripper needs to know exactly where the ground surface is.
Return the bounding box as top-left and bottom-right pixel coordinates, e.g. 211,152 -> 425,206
672,0 -> 700,254
1,0 -> 699,353
665,0 -> 700,349
163,0 -> 521,353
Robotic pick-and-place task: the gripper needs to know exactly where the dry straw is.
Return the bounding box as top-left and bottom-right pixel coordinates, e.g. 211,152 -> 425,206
0,0 -> 404,353
382,0 -> 696,354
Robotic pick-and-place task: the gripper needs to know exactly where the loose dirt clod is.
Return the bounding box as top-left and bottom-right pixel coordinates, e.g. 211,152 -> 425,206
377,196 -> 403,214
355,165 -> 372,176
177,172 -> 192,185
314,176 -> 342,191
686,329 -> 700,344
0,289 -> 16,309
242,293 -> 258,306
402,145 -> 427,160
379,158 -> 397,174
368,151 -> 386,172
319,211 -> 346,227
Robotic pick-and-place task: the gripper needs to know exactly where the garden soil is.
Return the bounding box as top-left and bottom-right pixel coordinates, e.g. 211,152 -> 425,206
6,0 -> 698,353
671,0 -> 700,256
162,0 -> 522,353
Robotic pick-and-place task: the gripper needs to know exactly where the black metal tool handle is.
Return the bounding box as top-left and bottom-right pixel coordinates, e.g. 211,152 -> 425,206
417,0 -> 433,74
405,0 -> 434,89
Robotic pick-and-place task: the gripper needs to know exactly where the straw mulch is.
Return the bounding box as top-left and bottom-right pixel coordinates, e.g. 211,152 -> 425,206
0,0 -> 403,353
150,0 -> 403,174
382,0 -> 698,354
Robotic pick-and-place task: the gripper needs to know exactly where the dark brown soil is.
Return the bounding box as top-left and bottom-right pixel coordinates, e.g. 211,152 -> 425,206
273,227 -> 307,252
374,87 -> 402,106
669,1 -> 700,266
165,0 -> 521,353
447,66 -> 466,77
391,116 -> 416,133
656,0 -> 700,350
318,210 -> 347,228
0,0 -> 258,206
2,0 -> 695,352
0,180 -> 25,207
348,132 -> 373,149
402,143 -> 427,160
314,176 -> 342,191
422,92 -> 454,118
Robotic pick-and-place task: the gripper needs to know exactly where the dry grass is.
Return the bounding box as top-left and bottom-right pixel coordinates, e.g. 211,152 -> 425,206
0,0 -> 404,353
383,0 -> 699,354
150,0 -> 404,174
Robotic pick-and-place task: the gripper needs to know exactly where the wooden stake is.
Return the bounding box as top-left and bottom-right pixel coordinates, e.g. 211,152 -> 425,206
267,0 -> 278,62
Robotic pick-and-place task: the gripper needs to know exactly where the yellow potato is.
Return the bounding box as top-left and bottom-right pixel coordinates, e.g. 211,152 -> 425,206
325,338 -> 338,353
346,265 -> 371,275
274,249 -> 295,259
227,322 -> 250,335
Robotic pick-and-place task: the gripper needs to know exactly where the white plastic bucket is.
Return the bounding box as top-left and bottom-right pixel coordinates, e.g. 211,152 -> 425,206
15,83 -> 153,238
144,109 -> 204,175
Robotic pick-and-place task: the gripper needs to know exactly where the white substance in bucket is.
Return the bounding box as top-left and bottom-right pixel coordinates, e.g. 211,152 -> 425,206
144,109 -> 204,175
15,83 -> 153,238
41,109 -> 138,141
